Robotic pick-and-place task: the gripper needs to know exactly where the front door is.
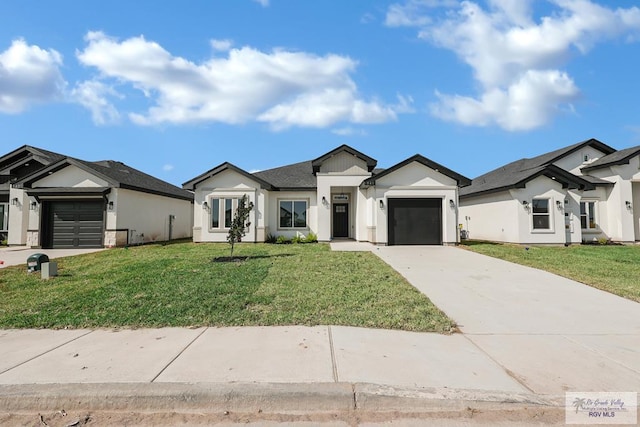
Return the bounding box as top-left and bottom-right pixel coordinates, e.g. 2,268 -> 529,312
333,203 -> 349,238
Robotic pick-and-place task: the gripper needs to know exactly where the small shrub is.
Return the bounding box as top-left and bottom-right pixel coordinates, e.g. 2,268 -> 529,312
304,232 -> 318,243
265,233 -> 277,244
291,235 -> 304,244
276,235 -> 291,244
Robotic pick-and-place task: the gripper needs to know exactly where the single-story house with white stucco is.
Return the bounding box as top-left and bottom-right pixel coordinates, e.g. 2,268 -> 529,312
183,145 -> 471,245
0,145 -> 193,248
459,138 -> 640,244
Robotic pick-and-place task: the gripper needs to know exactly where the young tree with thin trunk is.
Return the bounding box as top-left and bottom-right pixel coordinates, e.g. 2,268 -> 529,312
227,194 -> 254,257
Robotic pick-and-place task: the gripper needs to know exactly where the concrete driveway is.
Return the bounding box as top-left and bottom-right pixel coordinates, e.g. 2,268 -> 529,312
371,245 -> 640,394
0,246 -> 105,269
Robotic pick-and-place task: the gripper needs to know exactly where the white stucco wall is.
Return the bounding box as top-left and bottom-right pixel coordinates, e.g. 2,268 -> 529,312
373,162 -> 460,245
7,187 -> 28,245
586,157 -> 640,242
316,174 -> 370,241
192,169 -> 264,243
459,192 -> 520,243
109,188 -> 193,246
32,165 -> 109,188
461,176 -> 579,245
553,146 -> 609,175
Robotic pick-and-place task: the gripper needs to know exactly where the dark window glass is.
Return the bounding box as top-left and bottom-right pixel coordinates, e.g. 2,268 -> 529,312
280,201 -> 292,228
211,199 -> 219,228
225,199 -> 233,228
294,201 -> 307,228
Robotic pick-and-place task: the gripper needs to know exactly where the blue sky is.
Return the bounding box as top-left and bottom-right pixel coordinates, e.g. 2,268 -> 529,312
1,0 -> 639,186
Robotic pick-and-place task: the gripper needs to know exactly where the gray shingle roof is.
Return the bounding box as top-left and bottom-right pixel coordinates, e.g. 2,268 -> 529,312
581,145 -> 640,172
460,157 -> 595,198
252,161 -> 316,189
21,157 -> 193,201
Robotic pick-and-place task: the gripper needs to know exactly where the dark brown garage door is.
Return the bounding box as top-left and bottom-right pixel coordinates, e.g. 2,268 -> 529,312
388,198 -> 442,245
45,201 -> 104,248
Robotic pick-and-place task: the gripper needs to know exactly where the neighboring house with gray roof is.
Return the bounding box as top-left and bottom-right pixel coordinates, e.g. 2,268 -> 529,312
183,145 -> 470,245
459,138 -> 640,244
1,145 -> 193,248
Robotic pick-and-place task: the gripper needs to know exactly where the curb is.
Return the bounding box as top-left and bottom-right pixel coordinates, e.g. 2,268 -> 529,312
0,382 -> 563,414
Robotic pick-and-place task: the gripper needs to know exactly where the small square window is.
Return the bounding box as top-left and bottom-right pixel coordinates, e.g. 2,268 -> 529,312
532,198 -> 550,230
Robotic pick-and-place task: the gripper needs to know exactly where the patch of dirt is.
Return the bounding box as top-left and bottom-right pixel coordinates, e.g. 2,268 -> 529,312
212,256 -> 249,263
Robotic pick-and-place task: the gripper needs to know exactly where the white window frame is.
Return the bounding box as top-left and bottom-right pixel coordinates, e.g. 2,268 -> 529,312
531,197 -> 552,231
209,197 -> 238,231
0,202 -> 7,232
278,199 -> 308,229
580,200 -> 598,231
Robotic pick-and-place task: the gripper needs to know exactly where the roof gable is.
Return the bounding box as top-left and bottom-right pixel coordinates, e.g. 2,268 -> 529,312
362,154 -> 471,188
311,145 -> 377,174
521,138 -> 615,169
460,162 -> 595,198
20,157 -> 193,201
581,145 -> 640,172
461,138 -> 614,198
182,162 -> 274,191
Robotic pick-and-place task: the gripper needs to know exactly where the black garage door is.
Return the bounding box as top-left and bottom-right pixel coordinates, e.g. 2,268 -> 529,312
44,201 -> 104,248
388,198 -> 442,245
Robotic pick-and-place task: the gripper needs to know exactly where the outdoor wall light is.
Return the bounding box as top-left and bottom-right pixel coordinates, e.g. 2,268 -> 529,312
202,201 -> 209,211
322,196 -> 327,204
107,201 -> 114,211
556,200 -> 562,209
625,200 -> 632,210
522,200 -> 530,211
449,199 -> 455,208
30,201 -> 38,211
11,197 -> 19,206
379,199 -> 384,209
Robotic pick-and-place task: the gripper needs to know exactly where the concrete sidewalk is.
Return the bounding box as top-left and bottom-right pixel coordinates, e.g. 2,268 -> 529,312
0,326 -> 525,392
0,246 -> 105,269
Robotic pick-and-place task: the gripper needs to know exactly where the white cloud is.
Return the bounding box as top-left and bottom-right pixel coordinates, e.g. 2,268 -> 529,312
71,80 -> 122,125
253,0 -> 269,7
0,39 -> 66,113
389,0 -> 640,131
77,31 -> 406,129
211,39 -> 233,52
431,70 -> 579,131
162,164 -> 174,172
385,0 -> 457,27
332,127 -> 368,137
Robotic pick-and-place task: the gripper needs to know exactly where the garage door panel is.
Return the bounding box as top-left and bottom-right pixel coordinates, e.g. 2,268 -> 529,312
388,198 -> 442,245
48,201 -> 104,249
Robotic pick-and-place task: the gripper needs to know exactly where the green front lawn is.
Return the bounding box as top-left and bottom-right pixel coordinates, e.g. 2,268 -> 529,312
0,242 -> 454,332
462,241 -> 640,303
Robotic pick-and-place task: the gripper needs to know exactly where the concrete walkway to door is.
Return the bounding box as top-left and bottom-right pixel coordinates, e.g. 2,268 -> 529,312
349,243 -> 640,395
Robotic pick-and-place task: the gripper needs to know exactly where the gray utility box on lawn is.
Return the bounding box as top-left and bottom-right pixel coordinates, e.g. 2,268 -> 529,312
27,253 -> 49,273
41,262 -> 58,279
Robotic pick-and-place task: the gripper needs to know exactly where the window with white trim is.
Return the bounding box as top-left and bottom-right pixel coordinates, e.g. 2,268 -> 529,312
279,200 -> 307,228
0,203 -> 7,232
532,198 -> 550,230
580,201 -> 597,230
210,197 -> 237,229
